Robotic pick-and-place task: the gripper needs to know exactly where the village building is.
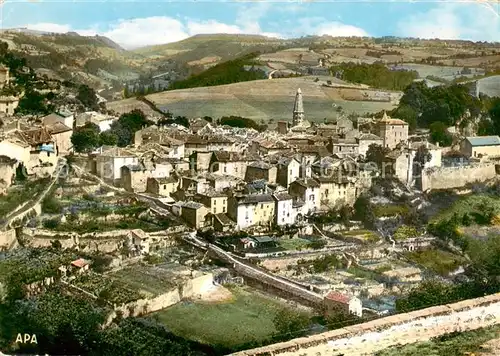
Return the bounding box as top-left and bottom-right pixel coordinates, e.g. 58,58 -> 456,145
45,121 -> 73,155
121,164 -> 154,192
189,151 -> 213,172
210,151 -> 257,180
316,173 -> 358,209
228,194 -> 275,230
75,111 -> 115,131
41,112 -> 74,130
181,201 -> 209,229
146,176 -> 179,197
324,291 -> 363,317
0,95 -> 19,115
276,157 -> 301,189
377,112 -> 409,149
273,192 -> 295,226
195,191 -> 228,215
189,118 -> 211,134
210,212 -> 235,232
460,136 -> 500,158
358,133 -> 384,157
245,161 -> 277,184
0,155 -> 18,193
327,138 -> 359,157
289,178 -> 321,215
16,127 -> 58,176
94,146 -> 138,184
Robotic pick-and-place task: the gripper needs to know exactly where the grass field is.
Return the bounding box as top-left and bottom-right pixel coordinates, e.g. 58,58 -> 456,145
395,63 -> 484,81
430,194 -> 500,224
278,238 -> 311,250
155,286 -> 307,349
405,249 -> 466,277
375,324 -> 500,356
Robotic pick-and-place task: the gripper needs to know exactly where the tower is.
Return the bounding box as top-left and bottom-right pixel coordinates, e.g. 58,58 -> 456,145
292,88 -> 304,127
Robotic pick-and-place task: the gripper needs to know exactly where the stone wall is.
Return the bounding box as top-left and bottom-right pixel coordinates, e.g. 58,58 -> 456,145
230,293 -> 500,356
0,229 -> 17,250
420,164 -> 497,191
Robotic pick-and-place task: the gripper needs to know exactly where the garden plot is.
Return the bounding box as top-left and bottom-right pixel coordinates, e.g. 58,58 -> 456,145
404,249 -> 466,277
107,265 -> 181,297
0,178 -> 52,221
339,229 -> 381,244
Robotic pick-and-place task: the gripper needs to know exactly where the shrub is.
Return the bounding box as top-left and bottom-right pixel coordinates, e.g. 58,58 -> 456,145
41,196 -> 63,214
43,218 -> 61,229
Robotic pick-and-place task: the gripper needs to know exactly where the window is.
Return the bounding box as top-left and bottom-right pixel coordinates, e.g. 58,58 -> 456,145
163,184 -> 167,189
235,167 -> 238,172
309,194 -> 314,201
213,207 -> 216,213
325,189 -> 329,195
223,207 -> 226,213
224,166 -> 227,173
214,200 -> 217,205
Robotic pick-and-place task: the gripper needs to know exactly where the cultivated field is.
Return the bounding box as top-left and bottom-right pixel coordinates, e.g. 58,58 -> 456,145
478,75 -> 500,97
135,76 -> 397,121
155,286 -> 309,349
394,63 -> 484,80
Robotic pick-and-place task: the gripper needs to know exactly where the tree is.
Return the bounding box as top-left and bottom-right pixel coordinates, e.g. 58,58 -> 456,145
77,84 -> 98,110
71,123 -> 100,153
354,195 -> 376,229
429,122 -> 452,147
272,309 -> 310,341
413,145 -> 432,177
365,144 -> 391,171
393,105 -> 417,132
99,131 -> 118,146
109,109 -> 152,147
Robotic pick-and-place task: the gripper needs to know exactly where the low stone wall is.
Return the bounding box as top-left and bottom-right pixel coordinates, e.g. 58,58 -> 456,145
420,164 -> 497,191
230,293 -> 500,356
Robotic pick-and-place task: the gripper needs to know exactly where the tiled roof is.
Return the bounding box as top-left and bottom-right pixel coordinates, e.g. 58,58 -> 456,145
325,291 -> 351,304
273,192 -> 294,201
466,136 -> 500,147
154,176 -> 178,184
17,127 -> 53,146
358,133 -> 382,141
46,122 -> 72,134
293,178 -> 320,188
183,201 -> 205,209
379,112 -> 407,126
214,213 -> 234,226
42,113 -> 65,125
71,258 -> 88,268
239,194 -> 274,204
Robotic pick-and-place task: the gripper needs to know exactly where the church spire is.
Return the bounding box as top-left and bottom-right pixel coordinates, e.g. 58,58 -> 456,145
292,88 -> 304,126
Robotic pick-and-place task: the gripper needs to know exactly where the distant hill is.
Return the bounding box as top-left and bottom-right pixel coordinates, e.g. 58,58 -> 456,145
0,30 -> 144,88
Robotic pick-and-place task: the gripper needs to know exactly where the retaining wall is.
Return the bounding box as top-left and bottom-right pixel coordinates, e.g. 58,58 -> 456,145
420,164 -> 497,191
0,229 -> 16,250
230,293 -> 500,356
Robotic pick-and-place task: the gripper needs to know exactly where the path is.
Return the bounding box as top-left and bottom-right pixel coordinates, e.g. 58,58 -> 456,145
3,158 -> 67,230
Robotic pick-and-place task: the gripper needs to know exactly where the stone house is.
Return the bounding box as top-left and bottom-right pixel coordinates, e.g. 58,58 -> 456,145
357,133 -> 383,158
276,157 -> 301,188
189,151 -> 213,172
181,201 -> 209,229
327,138 -> 359,158
16,127 -> 58,176
385,149 -> 413,185
0,138 -> 30,174
210,151 -> 257,180
335,117 -> 354,135
289,178 -> 321,215
135,128 -> 186,159
207,174 -> 242,192
120,164 -> 153,192
0,64 -> 10,87
316,174 -> 358,209
410,141 -> 442,168
273,192 -> 295,226
0,95 -> 19,115
460,136 -> 500,158
146,176 -> 179,197
245,161 -> 277,184
195,191 -> 228,215
189,118 -> 210,134
70,258 -> 90,275
41,112 -> 73,130
315,124 -> 338,137
228,194 -> 275,230
251,139 -> 290,156
76,111 -> 115,132
95,146 -> 138,184
210,213 -> 235,232
377,112 -> 409,149
45,121 -> 73,155
129,229 -> 150,255
324,291 -> 362,317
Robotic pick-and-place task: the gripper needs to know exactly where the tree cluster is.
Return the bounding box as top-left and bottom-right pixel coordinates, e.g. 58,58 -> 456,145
217,115 -> 266,132
168,53 -> 266,90
329,62 -> 418,91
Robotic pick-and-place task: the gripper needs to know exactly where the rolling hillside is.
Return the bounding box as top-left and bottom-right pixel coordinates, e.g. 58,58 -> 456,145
107,76 -> 399,121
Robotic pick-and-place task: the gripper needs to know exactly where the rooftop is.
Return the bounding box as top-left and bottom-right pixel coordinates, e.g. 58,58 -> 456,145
466,136 -> 500,147
325,291 -> 351,304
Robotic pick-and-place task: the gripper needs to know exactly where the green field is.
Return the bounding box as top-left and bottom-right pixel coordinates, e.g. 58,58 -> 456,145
278,238 -> 312,250
155,286 -> 307,349
405,249 -> 466,277
430,194 -> 500,224
376,324 -> 500,356
158,97 -> 394,122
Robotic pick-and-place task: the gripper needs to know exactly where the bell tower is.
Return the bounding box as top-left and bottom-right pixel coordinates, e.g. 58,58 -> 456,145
292,88 -> 304,127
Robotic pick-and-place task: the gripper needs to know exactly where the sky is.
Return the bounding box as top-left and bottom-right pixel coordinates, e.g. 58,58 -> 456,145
1,0 -> 499,49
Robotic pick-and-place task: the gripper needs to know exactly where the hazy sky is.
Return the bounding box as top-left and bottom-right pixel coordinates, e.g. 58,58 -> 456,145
2,0 -> 499,49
